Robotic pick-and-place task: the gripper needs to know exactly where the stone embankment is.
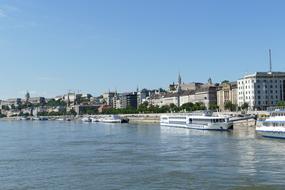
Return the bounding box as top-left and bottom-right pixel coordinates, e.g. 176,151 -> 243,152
120,111 -> 260,125
119,114 -> 161,123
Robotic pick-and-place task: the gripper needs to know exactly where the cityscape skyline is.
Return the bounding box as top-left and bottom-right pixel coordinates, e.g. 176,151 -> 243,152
1,0 -> 285,99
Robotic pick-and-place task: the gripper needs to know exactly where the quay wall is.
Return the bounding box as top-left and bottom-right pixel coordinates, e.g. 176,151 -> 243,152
119,112 -> 258,125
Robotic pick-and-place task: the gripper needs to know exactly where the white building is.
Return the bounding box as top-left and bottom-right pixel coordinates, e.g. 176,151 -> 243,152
102,92 -> 116,107
237,72 -> 285,110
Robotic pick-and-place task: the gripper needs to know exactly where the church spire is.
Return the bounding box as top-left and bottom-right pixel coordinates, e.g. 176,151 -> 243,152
177,73 -> 182,93
178,72 -> 182,85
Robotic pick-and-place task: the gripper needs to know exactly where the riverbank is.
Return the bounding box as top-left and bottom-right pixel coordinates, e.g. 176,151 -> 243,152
0,111 -> 259,127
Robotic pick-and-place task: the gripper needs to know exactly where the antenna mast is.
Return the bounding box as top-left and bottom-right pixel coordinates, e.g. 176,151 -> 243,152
269,49 -> 272,72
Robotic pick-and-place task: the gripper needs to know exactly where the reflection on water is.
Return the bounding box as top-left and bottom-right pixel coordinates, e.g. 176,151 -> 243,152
0,121 -> 284,190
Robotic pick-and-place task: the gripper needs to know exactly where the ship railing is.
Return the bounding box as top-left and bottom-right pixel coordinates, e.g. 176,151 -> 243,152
162,110 -> 213,116
267,106 -> 285,112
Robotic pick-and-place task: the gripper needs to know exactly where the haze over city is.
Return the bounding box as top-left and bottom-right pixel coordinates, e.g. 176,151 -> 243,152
1,0 -> 285,99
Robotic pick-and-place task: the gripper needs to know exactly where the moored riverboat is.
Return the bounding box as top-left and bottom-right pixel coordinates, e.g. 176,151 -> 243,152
100,115 -> 126,123
256,107 -> 285,139
160,111 -> 233,131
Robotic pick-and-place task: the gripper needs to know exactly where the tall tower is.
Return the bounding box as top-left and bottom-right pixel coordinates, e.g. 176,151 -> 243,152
269,49 -> 272,73
208,77 -> 212,85
177,73 -> 182,107
25,91 -> 30,103
177,73 -> 182,93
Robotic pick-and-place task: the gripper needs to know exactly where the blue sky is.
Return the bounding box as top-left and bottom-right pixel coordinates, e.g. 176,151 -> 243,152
1,0 -> 285,99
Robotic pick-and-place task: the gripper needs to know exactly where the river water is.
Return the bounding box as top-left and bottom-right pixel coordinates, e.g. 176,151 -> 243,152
0,120 -> 284,190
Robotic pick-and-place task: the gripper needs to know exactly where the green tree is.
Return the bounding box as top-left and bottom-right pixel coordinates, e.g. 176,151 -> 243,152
181,102 -> 194,112
277,101 -> 285,107
209,103 -> 219,110
0,113 -> 7,118
138,102 -> 149,113
19,112 -> 30,117
224,101 -> 237,111
10,104 -> 16,110
160,105 -> 170,113
46,99 -> 67,107
67,109 -> 77,116
193,102 -> 206,111
169,103 -> 178,112
241,102 -> 249,110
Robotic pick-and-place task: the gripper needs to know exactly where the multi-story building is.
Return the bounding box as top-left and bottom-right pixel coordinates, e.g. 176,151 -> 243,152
29,97 -> 46,105
148,94 -> 164,107
194,85 -> 217,109
162,93 -> 179,107
169,82 -> 203,92
237,72 -> 285,110
179,91 -> 195,106
112,93 -> 122,109
121,92 -> 138,109
148,84 -> 217,109
1,98 -> 22,107
102,92 -> 116,107
217,82 -> 238,111
63,93 -> 76,103
137,90 -> 148,108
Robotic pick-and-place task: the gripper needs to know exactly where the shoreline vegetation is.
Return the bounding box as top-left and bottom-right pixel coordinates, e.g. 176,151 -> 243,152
0,98 -> 274,124
0,100 -> 252,118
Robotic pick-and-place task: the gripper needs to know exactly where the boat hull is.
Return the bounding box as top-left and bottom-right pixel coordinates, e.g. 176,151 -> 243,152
160,123 -> 232,131
101,119 -> 122,123
256,130 -> 285,139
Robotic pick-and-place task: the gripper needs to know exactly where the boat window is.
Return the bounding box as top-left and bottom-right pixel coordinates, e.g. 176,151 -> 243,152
189,119 -> 192,124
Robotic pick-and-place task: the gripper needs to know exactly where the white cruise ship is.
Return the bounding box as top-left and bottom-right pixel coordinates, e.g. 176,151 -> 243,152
256,107 -> 285,139
160,111 -> 233,131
